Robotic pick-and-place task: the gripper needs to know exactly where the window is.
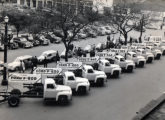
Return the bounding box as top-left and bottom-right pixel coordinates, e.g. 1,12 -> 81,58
133,54 -> 137,57
88,69 -> 94,73
120,58 -> 125,62
68,76 -> 75,81
47,54 -> 52,57
105,62 -> 110,66
47,84 -> 55,89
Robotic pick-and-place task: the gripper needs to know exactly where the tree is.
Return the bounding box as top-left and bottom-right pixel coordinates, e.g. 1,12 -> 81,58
136,14 -> 150,43
48,3 -> 100,61
105,3 -> 137,45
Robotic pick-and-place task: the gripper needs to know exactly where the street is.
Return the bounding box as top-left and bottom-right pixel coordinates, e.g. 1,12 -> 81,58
0,29 -> 165,120
0,54 -> 165,120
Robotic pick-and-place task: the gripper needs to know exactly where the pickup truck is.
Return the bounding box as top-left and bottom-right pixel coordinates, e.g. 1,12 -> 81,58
153,42 -> 165,55
81,65 -> 107,86
145,46 -> 162,60
97,59 -> 121,78
54,71 -> 90,94
114,55 -> 135,72
0,74 -> 72,107
126,51 -> 146,67
136,49 -> 154,63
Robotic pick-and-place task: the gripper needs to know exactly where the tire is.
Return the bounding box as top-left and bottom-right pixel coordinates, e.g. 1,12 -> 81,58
127,66 -> 133,73
78,86 -> 87,94
96,78 -> 104,86
8,95 -> 20,107
58,95 -> 68,104
11,89 -> 21,96
139,61 -> 144,68
147,57 -> 153,63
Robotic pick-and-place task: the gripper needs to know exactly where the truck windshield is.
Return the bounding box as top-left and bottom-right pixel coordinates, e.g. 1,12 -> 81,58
133,54 -> 137,57
120,58 -> 125,62
68,76 -> 75,81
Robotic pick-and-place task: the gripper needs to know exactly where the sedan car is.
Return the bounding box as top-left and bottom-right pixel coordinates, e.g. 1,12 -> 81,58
8,55 -> 33,71
13,37 -> 33,48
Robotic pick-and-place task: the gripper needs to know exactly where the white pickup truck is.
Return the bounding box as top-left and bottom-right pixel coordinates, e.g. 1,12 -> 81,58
136,49 -> 154,63
54,71 -> 90,94
126,51 -> 146,67
81,65 -> 107,86
114,55 -> 135,72
97,59 -> 121,78
153,42 -> 165,55
145,46 -> 162,60
2,74 -> 72,107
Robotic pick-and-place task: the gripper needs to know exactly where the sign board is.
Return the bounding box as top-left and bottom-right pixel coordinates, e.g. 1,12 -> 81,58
77,57 -> 99,64
110,49 -> 127,56
121,46 -> 129,49
96,52 -> 116,59
149,36 -> 162,43
33,67 -> 62,75
132,43 -> 146,47
8,73 -> 41,83
144,41 -> 154,46
57,62 -> 82,70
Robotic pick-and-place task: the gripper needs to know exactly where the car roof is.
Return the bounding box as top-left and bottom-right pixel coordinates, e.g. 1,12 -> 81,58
128,51 -> 136,54
45,78 -> 55,84
64,71 -> 74,76
116,55 -> 124,58
42,50 -> 57,54
100,59 -> 109,63
83,65 -> 93,69
16,55 -> 32,60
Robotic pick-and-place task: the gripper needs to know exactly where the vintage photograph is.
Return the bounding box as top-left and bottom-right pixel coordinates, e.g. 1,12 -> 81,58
0,0 -> 165,120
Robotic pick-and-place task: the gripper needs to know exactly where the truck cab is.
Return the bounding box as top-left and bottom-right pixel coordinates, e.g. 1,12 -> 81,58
154,42 -> 165,55
97,59 -> 121,78
136,49 -> 154,63
43,78 -> 72,103
145,46 -> 162,59
82,65 -> 107,86
62,71 -> 90,94
114,55 -> 135,72
126,51 -> 146,67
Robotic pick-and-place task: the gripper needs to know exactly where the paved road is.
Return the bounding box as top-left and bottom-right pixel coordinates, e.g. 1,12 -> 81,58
0,29 -> 165,120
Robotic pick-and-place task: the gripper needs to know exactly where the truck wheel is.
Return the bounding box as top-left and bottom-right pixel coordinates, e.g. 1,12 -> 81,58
127,66 -> 133,73
58,95 -> 68,104
139,61 -> 144,68
78,86 -> 87,94
96,78 -> 104,86
8,95 -> 20,107
11,89 -> 21,96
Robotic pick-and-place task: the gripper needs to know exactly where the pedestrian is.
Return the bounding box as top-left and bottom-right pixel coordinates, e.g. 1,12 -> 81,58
56,51 -> 60,63
43,57 -> 47,68
20,60 -> 25,73
139,37 -> 142,43
130,37 -> 132,45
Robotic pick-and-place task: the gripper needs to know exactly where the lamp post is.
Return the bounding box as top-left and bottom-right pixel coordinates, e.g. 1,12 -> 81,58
1,16 -> 9,86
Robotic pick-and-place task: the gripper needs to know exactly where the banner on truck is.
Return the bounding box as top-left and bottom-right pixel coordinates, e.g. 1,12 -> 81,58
77,57 -> 99,64
33,67 -> 62,75
96,52 -> 116,59
8,73 -> 41,83
57,62 -> 82,70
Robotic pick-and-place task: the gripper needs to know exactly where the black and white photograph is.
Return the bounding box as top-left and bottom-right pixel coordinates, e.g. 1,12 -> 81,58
0,0 -> 165,120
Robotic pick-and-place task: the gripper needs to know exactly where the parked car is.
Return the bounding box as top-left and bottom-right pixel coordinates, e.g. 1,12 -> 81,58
0,45 -> 4,51
8,41 -> 19,50
35,35 -> 50,45
37,50 -> 57,63
13,37 -> 33,48
46,32 -> 62,44
8,55 -> 33,71
22,35 -> 40,46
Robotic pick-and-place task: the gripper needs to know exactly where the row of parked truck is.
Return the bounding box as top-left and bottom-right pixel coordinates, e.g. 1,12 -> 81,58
0,36 -> 164,107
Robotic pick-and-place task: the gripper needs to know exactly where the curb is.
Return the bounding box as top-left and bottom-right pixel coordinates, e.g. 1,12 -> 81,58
132,93 -> 165,120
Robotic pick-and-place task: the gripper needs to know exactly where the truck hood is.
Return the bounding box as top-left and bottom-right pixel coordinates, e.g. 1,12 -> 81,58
76,77 -> 89,83
56,85 -> 71,91
8,62 -> 20,68
137,56 -> 145,59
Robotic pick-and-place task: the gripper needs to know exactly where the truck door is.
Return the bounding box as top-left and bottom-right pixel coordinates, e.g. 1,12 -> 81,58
44,83 -> 57,98
66,76 -> 76,89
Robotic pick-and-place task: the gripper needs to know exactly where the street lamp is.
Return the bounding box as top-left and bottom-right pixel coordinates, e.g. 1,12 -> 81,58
1,16 -> 9,86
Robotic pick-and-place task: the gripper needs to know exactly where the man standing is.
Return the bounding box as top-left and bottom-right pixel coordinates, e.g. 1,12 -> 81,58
43,57 -> 47,68
20,60 -> 25,73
